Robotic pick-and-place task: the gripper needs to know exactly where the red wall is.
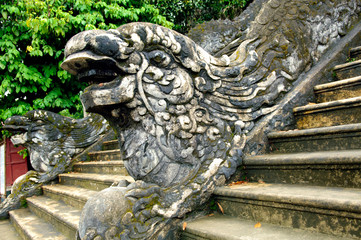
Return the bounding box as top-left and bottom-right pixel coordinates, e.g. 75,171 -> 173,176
5,138 -> 28,186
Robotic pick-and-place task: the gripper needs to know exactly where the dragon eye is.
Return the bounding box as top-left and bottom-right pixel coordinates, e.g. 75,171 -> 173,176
149,50 -> 171,67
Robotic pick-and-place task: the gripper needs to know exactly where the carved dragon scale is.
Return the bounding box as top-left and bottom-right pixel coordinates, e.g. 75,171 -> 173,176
60,0 -> 361,237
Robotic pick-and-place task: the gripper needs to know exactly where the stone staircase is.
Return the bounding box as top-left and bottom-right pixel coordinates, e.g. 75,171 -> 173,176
181,48 -> 361,239
9,140 -> 133,240
7,43 -> 361,240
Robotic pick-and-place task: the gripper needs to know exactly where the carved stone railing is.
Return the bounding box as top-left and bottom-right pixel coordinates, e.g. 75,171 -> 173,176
4,0 -> 358,238
0,110 -> 110,219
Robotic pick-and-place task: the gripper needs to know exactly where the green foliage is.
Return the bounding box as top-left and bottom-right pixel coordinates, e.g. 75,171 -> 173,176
347,57 -> 357,62
209,198 -> 218,211
1,0 -> 253,132
151,0 -> 251,33
18,148 -> 29,159
0,0 -> 173,124
20,198 -> 28,208
1,130 -> 12,139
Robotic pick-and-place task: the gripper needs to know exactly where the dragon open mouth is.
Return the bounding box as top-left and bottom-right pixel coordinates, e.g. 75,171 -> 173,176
3,126 -> 28,148
61,51 -> 122,84
78,69 -> 119,84
3,116 -> 30,146
3,116 -> 29,134
61,51 -> 137,113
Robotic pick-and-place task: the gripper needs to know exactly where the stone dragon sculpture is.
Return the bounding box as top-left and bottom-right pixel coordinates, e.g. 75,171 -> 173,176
1,110 -> 109,218
60,0 -> 361,238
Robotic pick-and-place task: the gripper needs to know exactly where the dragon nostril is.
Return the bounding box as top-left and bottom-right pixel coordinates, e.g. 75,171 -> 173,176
75,62 -> 82,69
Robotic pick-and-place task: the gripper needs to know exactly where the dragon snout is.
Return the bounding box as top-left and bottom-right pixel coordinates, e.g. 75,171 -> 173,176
61,51 -> 121,84
3,116 -> 30,134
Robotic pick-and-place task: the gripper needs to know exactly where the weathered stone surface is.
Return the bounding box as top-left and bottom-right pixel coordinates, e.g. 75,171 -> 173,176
10,208 -> 66,240
1,110 -> 109,219
350,46 -> 361,60
333,60 -> 361,80
58,173 -> 133,191
60,0 -> 361,239
244,150 -> 361,188
4,110 -> 109,174
268,123 -> 361,153
78,187 -> 130,239
72,160 -> 128,175
314,75 -> 361,102
188,0 -> 270,57
187,19 -> 240,56
62,22 -> 245,239
0,171 -> 42,220
27,195 -> 80,239
0,220 -> 20,240
8,135 -> 134,240
42,185 -> 98,210
182,214 -> 350,240
87,149 -> 121,161
101,140 -> 119,151
214,184 -> 361,238
242,1 -> 361,156
294,96 -> 361,129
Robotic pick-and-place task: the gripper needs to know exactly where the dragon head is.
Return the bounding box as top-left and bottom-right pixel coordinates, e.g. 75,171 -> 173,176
61,23 -> 247,188
3,110 -> 108,172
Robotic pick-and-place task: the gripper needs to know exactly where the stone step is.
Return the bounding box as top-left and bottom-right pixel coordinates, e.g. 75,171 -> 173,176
350,46 -> 361,60
72,160 -> 128,175
182,214 -> 351,240
268,123 -> 361,153
26,196 -> 80,239
243,150 -> 361,188
293,96 -> 361,129
213,183 -> 361,239
87,149 -> 121,161
102,140 -> 119,151
0,219 -> 21,240
9,208 -> 67,240
314,75 -> 361,103
59,172 -> 133,191
333,59 -> 361,80
42,184 -> 97,210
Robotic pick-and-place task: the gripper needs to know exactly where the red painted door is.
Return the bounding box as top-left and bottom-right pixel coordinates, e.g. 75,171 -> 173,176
5,138 -> 28,187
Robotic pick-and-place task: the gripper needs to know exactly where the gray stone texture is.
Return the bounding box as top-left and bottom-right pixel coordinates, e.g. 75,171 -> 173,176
334,59 -> 361,80
182,214 -> 351,240
78,187 -> 130,239
244,150 -> 361,188
59,0 -> 361,239
314,75 -> 361,102
214,184 -> 361,239
1,110 -> 109,219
